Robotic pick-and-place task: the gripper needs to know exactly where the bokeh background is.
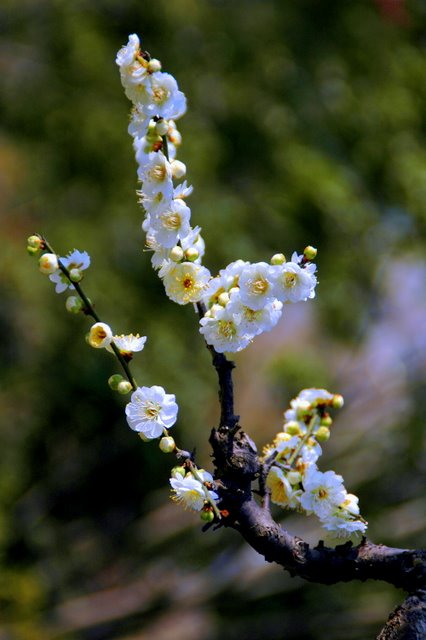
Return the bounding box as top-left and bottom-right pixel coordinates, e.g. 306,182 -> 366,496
1,0 -> 425,638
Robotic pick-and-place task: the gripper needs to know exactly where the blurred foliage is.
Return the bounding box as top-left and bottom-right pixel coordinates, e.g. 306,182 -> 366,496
0,0 -> 425,638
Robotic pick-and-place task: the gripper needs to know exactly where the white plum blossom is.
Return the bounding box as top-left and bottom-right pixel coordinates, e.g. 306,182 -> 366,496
160,261 -> 211,304
148,198 -> 191,248
142,72 -> 187,121
180,226 -> 205,264
272,260 -> 317,303
227,295 -> 283,338
300,467 -> 346,520
199,304 -> 250,353
112,333 -> 147,355
170,470 -> 218,511
266,466 -> 301,509
125,385 -> 178,439
238,262 -> 277,310
138,151 -> 173,199
88,322 -> 113,349
49,249 -> 91,293
322,514 -> 368,538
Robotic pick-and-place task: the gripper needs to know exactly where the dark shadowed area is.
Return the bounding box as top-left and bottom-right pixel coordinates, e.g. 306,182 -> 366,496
0,0 -> 425,638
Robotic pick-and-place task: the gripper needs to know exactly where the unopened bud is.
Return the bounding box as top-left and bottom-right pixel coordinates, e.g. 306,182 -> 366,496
332,394 -> 344,409
27,235 -> 42,249
39,253 -> 59,275
147,58 -> 162,73
159,436 -> 176,453
271,253 -> 286,265
285,420 -> 301,436
200,508 -> 215,523
184,247 -> 199,262
69,267 -> 82,283
320,414 -> 332,427
117,380 -> 133,395
155,119 -> 169,136
65,295 -> 83,314
217,291 -> 230,306
170,245 -> 184,262
315,426 -> 330,442
27,246 -> 40,256
171,159 -> 186,179
108,374 -> 124,390
303,245 -> 317,261
171,466 -> 186,478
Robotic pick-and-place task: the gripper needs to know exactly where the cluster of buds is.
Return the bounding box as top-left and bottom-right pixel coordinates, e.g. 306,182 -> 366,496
263,389 -> 367,540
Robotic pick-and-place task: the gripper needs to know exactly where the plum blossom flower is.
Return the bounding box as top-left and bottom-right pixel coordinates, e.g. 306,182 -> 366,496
125,385 -> 178,439
148,199 -> 191,248
161,261 -> 211,304
88,322 -> 113,349
266,466 -> 301,509
112,333 -> 147,357
170,470 -> 218,511
199,304 -> 250,353
238,262 -> 277,310
300,467 -> 346,520
272,260 -> 317,303
49,249 -> 90,293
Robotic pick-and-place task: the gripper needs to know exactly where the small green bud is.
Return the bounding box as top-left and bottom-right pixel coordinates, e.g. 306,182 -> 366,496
171,466 -> 186,478
159,436 -> 176,453
27,245 -> 40,256
316,426 -> 331,442
271,253 -> 286,265
320,415 -> 333,427
155,118 -> 169,136
285,420 -> 301,436
69,267 -> 82,283
200,508 -> 215,523
117,380 -> 133,395
65,295 -> 83,314
303,245 -> 317,261
27,235 -> 42,249
108,374 -> 124,390
332,394 -> 344,409
170,246 -> 184,262
184,247 -> 199,262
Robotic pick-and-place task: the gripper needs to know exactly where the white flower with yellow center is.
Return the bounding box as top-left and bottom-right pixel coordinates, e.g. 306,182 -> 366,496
149,198 -> 191,248
49,249 -> 91,293
272,261 -> 317,303
266,466 -> 301,509
199,304 -> 250,353
125,385 -> 178,439
322,514 -> 367,539
138,151 -> 173,200
238,262 -> 276,310
112,333 -> 147,357
300,467 -> 346,520
170,470 -> 218,511
88,322 -> 113,349
161,261 -> 211,305
142,72 -> 187,121
227,295 -> 283,338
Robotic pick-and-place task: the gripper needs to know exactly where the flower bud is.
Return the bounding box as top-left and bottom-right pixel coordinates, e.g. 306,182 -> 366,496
303,245 -> 317,261
88,322 -> 113,349
117,380 -> 133,395
271,253 -> 286,265
108,374 -> 124,390
155,119 -> 169,136
39,253 -> 59,274
147,58 -> 162,73
65,295 -> 83,314
285,420 -> 301,435
315,426 -> 331,442
200,508 -> 215,523
27,235 -> 42,249
69,267 -> 83,283
332,394 -> 344,409
169,245 -> 184,262
27,246 -> 40,256
171,159 -> 186,179
184,247 -> 199,262
159,436 -> 176,453
217,291 -> 230,306
171,466 -> 186,478
320,414 -> 332,427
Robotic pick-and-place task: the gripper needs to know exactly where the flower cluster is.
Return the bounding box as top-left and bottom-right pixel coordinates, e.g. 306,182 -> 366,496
117,36 -> 318,354
116,34 -> 210,306
200,252 -> 317,352
263,389 -> 367,540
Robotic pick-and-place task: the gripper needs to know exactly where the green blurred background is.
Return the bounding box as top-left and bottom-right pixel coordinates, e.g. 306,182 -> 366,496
1,0 -> 425,638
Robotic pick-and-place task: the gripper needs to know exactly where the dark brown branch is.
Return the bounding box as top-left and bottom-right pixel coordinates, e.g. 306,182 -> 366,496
196,302 -> 239,430
377,590 -> 426,639
209,426 -> 426,594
